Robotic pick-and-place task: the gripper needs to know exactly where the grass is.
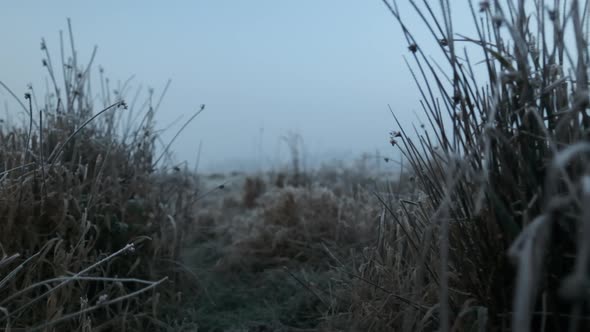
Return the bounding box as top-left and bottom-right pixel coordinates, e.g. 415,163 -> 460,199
180,172 -> 382,331
3,0 -> 590,330
0,19 -> 200,331
332,0 -> 590,331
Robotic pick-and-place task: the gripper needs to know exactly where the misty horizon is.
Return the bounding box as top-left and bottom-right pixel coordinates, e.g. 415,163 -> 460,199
1,1 -> 479,173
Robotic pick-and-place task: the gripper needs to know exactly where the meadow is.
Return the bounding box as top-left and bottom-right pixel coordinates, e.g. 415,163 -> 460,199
2,0 -> 590,331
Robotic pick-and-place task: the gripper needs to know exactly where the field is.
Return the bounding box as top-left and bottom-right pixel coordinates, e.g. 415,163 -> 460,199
3,1 -> 590,331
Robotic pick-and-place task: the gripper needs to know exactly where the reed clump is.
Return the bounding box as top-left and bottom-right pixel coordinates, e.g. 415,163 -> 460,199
326,1 -> 590,331
0,20 -> 198,331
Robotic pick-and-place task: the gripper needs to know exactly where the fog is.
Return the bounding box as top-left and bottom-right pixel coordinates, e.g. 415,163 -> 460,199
1,1 -> 477,173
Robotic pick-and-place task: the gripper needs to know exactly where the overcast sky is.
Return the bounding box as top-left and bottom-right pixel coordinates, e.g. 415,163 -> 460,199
1,1 -> 478,172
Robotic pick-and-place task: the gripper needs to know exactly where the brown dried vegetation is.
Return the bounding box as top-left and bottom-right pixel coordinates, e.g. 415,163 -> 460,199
0,21 -> 198,331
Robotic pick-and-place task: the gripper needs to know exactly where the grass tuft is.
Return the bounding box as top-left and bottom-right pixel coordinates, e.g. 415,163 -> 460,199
328,0 -> 590,330
0,20 -> 199,331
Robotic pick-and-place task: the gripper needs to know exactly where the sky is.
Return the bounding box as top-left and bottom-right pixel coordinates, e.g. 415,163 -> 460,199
0,1 -> 478,173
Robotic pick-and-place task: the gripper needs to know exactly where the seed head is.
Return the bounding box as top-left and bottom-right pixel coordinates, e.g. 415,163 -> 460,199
453,92 -> 462,105
408,43 -> 418,53
492,15 -> 503,27
479,1 -> 489,12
